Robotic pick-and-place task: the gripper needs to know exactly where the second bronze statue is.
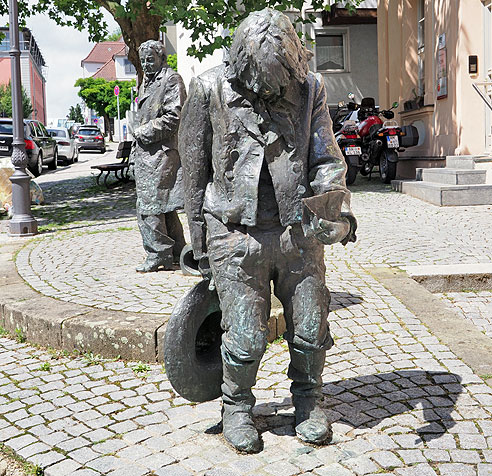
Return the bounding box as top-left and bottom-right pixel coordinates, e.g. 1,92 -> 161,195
132,40 -> 187,273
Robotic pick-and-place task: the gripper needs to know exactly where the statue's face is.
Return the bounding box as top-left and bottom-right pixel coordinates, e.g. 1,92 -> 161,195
140,48 -> 162,76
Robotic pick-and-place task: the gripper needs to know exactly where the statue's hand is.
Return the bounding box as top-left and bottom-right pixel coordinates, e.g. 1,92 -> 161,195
314,217 -> 351,245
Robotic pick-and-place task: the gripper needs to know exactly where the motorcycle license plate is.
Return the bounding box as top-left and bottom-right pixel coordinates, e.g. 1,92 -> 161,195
345,147 -> 361,156
387,136 -> 399,148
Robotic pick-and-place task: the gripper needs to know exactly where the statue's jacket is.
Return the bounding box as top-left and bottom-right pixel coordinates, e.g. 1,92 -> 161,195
133,66 -> 187,215
179,64 -> 353,259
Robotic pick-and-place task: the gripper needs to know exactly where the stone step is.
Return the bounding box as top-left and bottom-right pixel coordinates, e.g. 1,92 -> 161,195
445,155 -> 476,169
421,168 -> 486,185
401,263 -> 492,293
392,180 -> 492,206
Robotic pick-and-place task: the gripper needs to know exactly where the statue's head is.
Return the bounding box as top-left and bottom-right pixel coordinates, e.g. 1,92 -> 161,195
138,40 -> 166,77
227,8 -> 312,99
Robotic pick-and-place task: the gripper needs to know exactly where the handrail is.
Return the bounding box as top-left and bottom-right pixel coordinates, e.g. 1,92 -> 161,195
473,82 -> 492,112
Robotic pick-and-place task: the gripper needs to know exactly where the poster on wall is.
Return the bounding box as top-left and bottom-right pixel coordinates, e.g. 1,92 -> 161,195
437,33 -> 448,99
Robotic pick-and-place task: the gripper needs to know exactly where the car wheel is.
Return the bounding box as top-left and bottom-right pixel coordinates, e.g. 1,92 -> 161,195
100,148 -> 106,154
48,149 -> 58,170
31,153 -> 43,177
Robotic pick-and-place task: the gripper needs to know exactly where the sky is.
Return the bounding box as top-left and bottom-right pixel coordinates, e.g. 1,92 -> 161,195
13,11 -> 118,121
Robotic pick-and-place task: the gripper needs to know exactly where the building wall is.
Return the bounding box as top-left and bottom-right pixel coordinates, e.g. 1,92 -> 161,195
378,0 -> 489,163
306,19 -> 379,106
0,58 -> 10,84
0,56 -> 46,122
82,62 -> 102,77
176,24 -> 224,89
30,62 -> 46,122
114,56 -> 137,81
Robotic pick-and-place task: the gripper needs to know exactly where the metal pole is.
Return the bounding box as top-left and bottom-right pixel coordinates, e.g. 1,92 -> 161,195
117,94 -> 121,142
8,0 -> 37,236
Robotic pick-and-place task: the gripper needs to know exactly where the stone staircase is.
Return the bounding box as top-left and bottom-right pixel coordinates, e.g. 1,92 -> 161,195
392,155 -> 492,206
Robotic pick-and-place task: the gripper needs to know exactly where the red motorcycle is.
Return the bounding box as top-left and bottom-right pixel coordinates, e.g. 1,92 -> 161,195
356,97 -> 405,183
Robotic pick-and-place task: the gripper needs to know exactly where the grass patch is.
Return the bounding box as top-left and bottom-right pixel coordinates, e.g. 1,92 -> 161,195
14,327 -> 26,343
82,351 -> 102,366
0,442 -> 44,475
38,362 -> 51,372
132,361 -> 151,376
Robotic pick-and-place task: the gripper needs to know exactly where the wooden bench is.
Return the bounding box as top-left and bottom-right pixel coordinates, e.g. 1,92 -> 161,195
91,141 -> 134,188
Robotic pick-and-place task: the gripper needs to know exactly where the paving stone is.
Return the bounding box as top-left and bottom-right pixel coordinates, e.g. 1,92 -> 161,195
314,463 -> 356,476
394,464 -> 438,476
370,450 -> 403,468
44,458 -> 82,476
69,446 -> 101,464
478,464 -> 492,476
397,450 -> 426,464
438,463 -> 477,476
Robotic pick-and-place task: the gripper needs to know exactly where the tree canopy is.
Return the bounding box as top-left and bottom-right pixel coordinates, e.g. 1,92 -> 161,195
67,104 -> 84,123
0,0 -> 362,81
0,82 -> 33,119
75,77 -> 136,140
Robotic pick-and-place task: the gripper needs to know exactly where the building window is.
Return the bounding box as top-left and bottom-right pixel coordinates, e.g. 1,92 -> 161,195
314,30 -> 348,72
124,58 -> 136,75
417,0 -> 425,97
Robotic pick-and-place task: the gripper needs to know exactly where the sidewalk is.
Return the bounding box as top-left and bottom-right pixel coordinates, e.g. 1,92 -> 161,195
1,155 -> 492,475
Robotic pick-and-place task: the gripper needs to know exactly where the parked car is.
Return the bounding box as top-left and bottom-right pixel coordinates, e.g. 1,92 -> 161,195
75,126 -> 106,154
48,127 -> 78,165
0,118 -> 57,177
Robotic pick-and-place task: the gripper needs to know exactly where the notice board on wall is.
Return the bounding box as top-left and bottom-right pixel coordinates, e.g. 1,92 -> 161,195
437,33 -> 448,99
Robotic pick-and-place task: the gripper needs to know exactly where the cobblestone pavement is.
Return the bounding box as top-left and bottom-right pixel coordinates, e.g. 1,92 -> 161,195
13,180 -> 492,314
2,166 -> 492,474
2,262 -> 492,476
437,291 -> 492,338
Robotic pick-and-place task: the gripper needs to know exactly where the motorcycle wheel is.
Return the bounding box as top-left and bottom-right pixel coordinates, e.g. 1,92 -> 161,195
345,163 -> 358,185
379,150 -> 398,184
359,162 -> 372,176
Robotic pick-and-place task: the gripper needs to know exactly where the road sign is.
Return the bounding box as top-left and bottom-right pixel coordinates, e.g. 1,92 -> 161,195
114,85 -> 120,96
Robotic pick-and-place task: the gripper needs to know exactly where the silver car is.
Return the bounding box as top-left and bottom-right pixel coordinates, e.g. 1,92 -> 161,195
48,127 -> 78,165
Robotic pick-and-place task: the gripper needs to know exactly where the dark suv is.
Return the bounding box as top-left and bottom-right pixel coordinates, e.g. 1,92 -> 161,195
0,118 -> 57,177
75,126 -> 106,154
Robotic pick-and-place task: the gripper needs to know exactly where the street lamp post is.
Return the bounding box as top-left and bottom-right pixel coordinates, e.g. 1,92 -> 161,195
8,0 -> 37,236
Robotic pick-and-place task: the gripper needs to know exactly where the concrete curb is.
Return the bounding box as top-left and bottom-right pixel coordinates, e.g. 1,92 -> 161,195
0,241 -> 286,362
0,241 -> 169,362
369,266 -> 492,382
402,263 -> 492,293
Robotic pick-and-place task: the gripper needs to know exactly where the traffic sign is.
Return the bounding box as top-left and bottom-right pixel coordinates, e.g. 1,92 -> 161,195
114,85 -> 120,96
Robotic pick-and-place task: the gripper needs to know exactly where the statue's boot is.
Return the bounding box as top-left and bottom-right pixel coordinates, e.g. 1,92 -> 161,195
136,256 -> 164,273
288,345 -> 332,444
221,349 -> 261,453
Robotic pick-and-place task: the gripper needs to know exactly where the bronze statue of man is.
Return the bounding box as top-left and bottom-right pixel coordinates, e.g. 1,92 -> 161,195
179,9 -> 357,453
132,40 -> 186,273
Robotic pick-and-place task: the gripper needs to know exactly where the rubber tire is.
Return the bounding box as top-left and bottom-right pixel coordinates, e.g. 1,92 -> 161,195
359,162 -> 371,177
30,153 -> 43,177
100,148 -> 106,154
48,149 -> 58,170
164,279 -> 223,402
379,150 -> 397,184
179,244 -> 201,276
74,148 -> 79,162
345,163 -> 358,185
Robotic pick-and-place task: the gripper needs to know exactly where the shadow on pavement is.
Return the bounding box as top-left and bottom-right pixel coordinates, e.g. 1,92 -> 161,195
253,370 -> 463,444
31,175 -> 136,231
330,291 -> 364,310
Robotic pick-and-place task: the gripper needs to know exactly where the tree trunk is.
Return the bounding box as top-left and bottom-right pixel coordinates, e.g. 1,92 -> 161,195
103,113 -> 113,142
96,1 -> 162,85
